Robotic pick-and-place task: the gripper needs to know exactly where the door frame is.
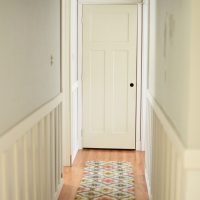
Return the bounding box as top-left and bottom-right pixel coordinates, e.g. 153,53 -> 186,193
61,0 -> 71,166
77,0 -> 143,150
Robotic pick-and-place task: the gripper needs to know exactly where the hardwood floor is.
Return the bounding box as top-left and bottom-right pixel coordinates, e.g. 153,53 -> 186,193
58,149 -> 149,200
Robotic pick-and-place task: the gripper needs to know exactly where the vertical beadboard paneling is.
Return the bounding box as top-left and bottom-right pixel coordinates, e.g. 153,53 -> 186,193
25,131 -> 34,200
45,114 -> 51,200
39,119 -> 46,200
23,134 -> 29,200
1,154 -> 7,200
59,104 -> 63,178
175,156 -> 182,200
4,147 -> 16,200
58,105 -> 62,186
165,138 -> 171,200
150,109 -> 155,199
0,99 -> 63,200
55,106 -> 59,189
17,137 -> 26,200
32,124 -> 40,200
58,104 -> 63,183
145,98 -> 184,200
50,110 -> 56,197
0,154 -> 3,200
170,147 -> 176,200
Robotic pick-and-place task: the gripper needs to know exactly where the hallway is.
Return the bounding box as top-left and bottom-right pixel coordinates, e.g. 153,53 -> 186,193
58,149 -> 148,200
1,0 -> 200,199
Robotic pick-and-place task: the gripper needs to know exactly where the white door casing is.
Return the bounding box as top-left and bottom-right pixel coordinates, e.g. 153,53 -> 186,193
70,0 -> 79,162
82,5 -> 138,149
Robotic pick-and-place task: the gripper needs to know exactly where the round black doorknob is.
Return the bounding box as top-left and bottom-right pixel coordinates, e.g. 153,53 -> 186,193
130,83 -> 134,87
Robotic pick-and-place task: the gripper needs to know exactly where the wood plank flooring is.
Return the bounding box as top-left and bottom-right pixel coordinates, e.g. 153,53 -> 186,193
58,149 -> 149,200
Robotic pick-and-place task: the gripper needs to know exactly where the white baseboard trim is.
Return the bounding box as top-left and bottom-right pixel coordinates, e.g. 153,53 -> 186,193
71,147 -> 79,164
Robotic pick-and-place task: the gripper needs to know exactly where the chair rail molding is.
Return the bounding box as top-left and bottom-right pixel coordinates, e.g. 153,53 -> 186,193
0,94 -> 63,200
78,0 -> 143,5
0,94 -> 63,152
145,90 -> 200,200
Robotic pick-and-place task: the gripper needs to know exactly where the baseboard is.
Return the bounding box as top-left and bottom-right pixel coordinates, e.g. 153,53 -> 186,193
71,147 -> 79,164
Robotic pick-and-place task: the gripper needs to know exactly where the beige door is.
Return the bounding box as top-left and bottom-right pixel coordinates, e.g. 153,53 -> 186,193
82,5 -> 137,149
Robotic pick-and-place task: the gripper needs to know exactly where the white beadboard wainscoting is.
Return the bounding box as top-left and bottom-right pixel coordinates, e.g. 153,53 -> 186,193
145,91 -> 200,200
0,94 -> 63,200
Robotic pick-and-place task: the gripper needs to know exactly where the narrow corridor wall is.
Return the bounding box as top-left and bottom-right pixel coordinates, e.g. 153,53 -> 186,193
144,0 -> 200,199
187,0 -> 200,148
0,0 -> 61,136
148,0 -> 200,148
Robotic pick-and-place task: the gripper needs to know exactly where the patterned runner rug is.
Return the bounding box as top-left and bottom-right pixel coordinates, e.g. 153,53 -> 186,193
75,161 -> 135,200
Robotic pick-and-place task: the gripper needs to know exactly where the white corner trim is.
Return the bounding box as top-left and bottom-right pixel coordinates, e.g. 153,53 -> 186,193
135,4 -> 142,151
78,4 -> 83,152
71,147 -> 79,164
78,0 -> 143,5
54,179 -> 64,200
71,81 -> 79,92
136,140 -> 142,151
145,169 -> 152,200
0,94 -> 63,152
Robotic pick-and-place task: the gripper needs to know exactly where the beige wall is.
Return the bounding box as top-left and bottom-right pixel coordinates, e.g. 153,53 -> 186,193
0,0 -> 60,135
148,0 -> 200,148
187,0 -> 200,148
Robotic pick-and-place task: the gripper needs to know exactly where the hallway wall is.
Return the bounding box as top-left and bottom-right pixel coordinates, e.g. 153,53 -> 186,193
148,0 -> 191,147
187,0 -> 200,148
145,0 -> 200,199
0,96 -> 63,200
147,0 -> 200,149
0,0 -> 61,136
0,0 -> 65,199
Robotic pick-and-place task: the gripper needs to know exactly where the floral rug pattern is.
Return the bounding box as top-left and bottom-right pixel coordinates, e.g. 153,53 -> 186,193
75,161 -> 135,200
